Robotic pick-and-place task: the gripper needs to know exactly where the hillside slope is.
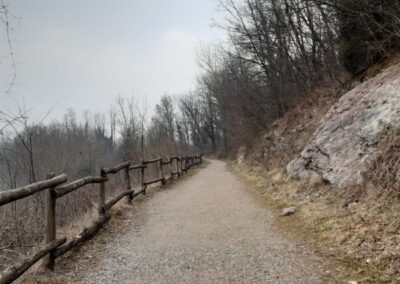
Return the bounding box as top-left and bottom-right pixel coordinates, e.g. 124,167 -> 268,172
236,59 -> 400,283
288,63 -> 400,187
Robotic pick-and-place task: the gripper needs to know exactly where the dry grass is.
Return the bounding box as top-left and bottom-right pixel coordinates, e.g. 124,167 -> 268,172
232,153 -> 400,283
233,61 -> 400,283
364,129 -> 400,196
358,54 -> 400,82
0,163 -> 163,270
242,81 -> 343,170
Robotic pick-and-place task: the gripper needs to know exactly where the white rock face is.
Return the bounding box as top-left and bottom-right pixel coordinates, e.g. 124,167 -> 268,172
287,63 -> 400,187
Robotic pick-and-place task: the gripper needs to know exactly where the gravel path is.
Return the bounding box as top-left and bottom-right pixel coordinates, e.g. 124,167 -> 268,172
47,159 -> 328,283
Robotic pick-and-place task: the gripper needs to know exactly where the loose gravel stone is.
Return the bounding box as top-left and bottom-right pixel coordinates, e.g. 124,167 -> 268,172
37,160 -> 331,283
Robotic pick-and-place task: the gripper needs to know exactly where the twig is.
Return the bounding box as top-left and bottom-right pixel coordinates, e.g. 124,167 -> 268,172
0,0 -> 16,94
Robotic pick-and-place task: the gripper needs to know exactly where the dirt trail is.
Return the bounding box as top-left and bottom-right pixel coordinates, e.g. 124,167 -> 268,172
40,160 -> 328,283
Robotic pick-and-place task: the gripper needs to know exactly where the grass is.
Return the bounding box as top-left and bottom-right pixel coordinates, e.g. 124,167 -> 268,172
231,162 -> 400,283
359,54 -> 400,82
225,56 -> 400,283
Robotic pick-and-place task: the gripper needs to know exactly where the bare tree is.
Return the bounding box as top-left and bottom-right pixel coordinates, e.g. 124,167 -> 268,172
154,95 -> 176,142
0,0 -> 17,93
109,107 -> 117,151
138,96 -> 149,156
115,96 -> 140,160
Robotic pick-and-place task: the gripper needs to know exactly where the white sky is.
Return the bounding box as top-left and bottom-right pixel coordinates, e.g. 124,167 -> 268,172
0,0 -> 225,122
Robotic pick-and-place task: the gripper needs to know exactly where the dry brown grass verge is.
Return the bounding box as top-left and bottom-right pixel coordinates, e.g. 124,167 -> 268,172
232,162 -> 400,284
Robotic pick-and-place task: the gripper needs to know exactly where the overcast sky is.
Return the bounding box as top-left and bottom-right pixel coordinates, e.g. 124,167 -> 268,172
0,0 -> 224,122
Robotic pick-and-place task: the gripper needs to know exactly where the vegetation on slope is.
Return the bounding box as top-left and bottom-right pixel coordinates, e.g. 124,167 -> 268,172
234,57 -> 400,282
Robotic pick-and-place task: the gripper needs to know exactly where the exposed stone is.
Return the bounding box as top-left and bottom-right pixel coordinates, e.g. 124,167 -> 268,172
287,63 -> 400,187
236,146 -> 247,166
282,207 -> 297,216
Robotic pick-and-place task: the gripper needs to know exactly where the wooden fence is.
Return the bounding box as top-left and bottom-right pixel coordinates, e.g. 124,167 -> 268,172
0,154 -> 202,284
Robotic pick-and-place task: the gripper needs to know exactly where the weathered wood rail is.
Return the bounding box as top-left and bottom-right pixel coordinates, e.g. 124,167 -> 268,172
0,153 -> 202,284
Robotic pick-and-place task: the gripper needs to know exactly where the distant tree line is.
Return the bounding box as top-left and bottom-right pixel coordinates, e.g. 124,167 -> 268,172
0,96 -> 195,190
2,0 -> 400,190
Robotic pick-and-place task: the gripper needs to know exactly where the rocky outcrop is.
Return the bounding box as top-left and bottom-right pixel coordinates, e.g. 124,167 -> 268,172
287,63 -> 400,187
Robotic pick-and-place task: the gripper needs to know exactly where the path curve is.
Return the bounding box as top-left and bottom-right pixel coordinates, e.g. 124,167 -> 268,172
51,160 -> 327,283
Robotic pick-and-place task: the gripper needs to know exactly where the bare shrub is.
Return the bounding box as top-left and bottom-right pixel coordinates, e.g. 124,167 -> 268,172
363,128 -> 400,196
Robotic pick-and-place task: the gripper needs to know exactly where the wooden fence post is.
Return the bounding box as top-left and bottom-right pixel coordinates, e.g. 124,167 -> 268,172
166,157 -> 170,179
124,166 -> 132,204
158,156 -> 166,185
180,156 -> 183,175
168,156 -> 172,179
179,157 -> 182,174
140,158 -> 145,195
175,157 -> 179,177
98,167 -> 106,215
182,157 -> 186,173
171,157 -> 174,177
42,173 -> 56,270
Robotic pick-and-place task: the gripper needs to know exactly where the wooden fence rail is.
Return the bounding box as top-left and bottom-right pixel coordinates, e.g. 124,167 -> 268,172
0,153 -> 202,284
